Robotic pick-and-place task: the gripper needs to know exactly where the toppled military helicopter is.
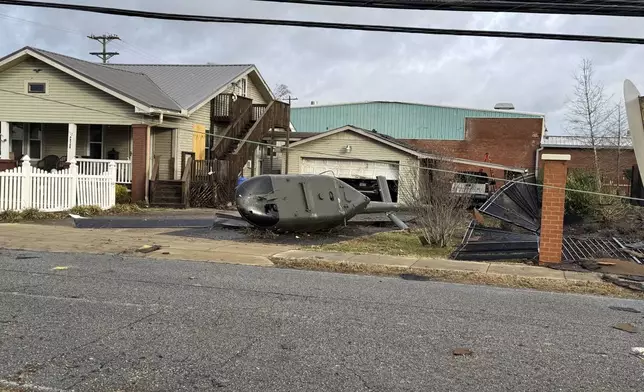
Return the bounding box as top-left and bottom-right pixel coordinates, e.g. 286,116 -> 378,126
218,174 -> 410,232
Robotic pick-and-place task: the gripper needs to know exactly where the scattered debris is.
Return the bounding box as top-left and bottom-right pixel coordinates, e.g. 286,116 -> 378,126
608,306 -> 641,314
188,277 -> 196,280
598,261 -> 617,266
631,347 -> 644,359
602,275 -> 644,293
453,348 -> 473,356
613,323 -> 639,334
16,255 -> 38,260
136,245 -> 162,254
51,266 -> 69,271
162,252 -> 170,255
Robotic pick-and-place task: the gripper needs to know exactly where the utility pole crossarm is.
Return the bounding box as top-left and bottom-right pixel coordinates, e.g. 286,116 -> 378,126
88,34 -> 121,63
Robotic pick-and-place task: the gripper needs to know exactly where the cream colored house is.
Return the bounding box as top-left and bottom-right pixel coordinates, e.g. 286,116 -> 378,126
0,46 -> 276,189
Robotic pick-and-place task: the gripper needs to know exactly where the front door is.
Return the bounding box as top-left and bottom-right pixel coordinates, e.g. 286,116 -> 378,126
152,128 -> 174,181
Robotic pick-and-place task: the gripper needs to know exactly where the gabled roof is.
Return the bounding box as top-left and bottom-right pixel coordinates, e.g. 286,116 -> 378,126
289,125 -> 427,157
289,125 -> 529,173
0,46 -> 269,116
106,63 -> 254,111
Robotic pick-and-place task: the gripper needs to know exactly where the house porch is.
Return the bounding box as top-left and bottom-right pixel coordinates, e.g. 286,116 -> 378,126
0,121 -> 132,183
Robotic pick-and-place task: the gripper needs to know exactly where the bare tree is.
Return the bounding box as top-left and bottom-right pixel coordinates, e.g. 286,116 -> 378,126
565,58 -> 614,187
400,157 -> 472,248
273,83 -> 292,101
608,99 -> 629,192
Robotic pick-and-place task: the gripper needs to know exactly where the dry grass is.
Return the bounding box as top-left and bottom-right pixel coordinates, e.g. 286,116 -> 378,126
271,257 -> 644,299
0,204 -> 143,223
305,230 -> 456,258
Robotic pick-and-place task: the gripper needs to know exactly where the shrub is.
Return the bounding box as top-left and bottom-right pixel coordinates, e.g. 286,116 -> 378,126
69,205 -> 103,217
115,184 -> 131,204
0,210 -> 22,223
565,169 -> 600,218
20,208 -> 47,221
108,204 -> 141,214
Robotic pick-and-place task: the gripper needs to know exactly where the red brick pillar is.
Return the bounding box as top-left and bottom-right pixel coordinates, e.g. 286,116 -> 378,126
131,124 -> 150,203
539,154 -> 571,264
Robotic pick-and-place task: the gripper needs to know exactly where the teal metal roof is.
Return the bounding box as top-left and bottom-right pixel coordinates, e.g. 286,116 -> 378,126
290,101 -> 544,140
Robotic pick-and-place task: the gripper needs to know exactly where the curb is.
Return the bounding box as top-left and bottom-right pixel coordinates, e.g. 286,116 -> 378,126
270,250 -> 604,284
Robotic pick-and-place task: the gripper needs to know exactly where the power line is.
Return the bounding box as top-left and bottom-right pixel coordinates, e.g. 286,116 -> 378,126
0,85 -> 642,203
1,0 -> 644,44
254,0 -> 644,18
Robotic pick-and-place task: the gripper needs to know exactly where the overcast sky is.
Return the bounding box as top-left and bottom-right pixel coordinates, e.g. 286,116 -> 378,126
1,0 -> 643,135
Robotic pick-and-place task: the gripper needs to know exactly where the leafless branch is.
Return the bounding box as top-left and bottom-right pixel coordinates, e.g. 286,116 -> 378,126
399,156 -> 472,248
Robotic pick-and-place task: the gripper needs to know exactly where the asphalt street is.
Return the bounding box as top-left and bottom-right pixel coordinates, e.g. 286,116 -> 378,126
0,249 -> 643,391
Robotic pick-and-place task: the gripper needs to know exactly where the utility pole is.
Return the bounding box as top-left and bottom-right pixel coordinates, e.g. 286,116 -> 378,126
284,95 -> 298,174
88,34 -> 120,63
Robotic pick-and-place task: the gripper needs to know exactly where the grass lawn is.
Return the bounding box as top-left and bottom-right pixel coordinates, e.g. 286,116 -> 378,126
305,230 -> 456,258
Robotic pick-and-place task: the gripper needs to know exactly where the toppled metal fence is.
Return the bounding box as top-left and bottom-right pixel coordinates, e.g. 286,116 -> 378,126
451,173 -> 643,264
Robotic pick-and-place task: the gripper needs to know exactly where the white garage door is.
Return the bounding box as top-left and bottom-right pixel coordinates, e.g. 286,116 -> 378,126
300,158 -> 399,180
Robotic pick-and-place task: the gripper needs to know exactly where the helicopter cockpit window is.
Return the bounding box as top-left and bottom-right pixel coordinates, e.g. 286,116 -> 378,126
237,176 -> 274,197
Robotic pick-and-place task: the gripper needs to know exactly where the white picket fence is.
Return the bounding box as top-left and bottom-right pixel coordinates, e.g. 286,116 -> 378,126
0,157 -> 117,212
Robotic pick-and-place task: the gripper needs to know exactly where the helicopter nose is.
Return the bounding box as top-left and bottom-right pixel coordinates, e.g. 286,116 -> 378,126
236,176 -> 279,228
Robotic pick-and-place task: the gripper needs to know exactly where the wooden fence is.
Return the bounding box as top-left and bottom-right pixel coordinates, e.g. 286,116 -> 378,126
0,157 -> 117,212
182,158 -> 236,207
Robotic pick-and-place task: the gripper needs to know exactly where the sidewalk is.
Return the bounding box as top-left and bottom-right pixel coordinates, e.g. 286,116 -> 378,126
0,223 -> 604,284
0,223 -> 291,266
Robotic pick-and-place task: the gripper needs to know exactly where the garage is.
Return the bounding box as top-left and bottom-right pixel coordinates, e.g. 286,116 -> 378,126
300,158 -> 399,180
284,126 -> 424,203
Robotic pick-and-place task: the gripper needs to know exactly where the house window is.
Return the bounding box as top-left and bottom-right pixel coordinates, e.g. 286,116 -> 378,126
89,124 -> 103,159
27,82 -> 47,94
28,123 -> 42,160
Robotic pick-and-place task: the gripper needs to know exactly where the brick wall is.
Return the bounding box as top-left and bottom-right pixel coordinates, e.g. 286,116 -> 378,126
539,157 -> 569,264
402,118 -> 543,174
540,147 -> 636,185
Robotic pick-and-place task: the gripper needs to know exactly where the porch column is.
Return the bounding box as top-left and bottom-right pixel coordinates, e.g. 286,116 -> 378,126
131,124 -> 150,203
0,121 -> 9,159
66,123 -> 77,161
539,153 -> 571,265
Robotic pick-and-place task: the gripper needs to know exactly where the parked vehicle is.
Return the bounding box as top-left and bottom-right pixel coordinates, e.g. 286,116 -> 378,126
451,170 -> 495,208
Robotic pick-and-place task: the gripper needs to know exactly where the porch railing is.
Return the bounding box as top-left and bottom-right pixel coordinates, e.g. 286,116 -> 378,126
77,158 -> 132,184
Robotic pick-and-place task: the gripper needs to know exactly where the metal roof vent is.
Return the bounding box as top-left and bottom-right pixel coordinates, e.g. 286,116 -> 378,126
494,102 -> 515,110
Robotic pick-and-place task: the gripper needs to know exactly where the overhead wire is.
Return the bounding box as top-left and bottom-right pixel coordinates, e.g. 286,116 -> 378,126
0,0 -> 643,44
1,86 -> 642,203
0,11 -> 165,63
253,0 -> 644,17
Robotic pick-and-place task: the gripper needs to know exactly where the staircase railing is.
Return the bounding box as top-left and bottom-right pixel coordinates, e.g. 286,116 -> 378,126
228,100 -> 291,177
211,96 -> 253,159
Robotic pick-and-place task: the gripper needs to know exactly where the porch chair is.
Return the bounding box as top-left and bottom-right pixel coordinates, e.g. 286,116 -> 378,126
36,155 -> 60,172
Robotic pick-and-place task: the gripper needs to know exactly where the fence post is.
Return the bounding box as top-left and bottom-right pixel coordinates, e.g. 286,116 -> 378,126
108,160 -> 117,208
539,154 -> 571,265
20,156 -> 32,211
68,158 -> 78,210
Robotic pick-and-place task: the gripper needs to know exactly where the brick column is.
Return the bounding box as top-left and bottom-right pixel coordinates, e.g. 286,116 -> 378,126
131,124 -> 150,203
539,153 -> 571,264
